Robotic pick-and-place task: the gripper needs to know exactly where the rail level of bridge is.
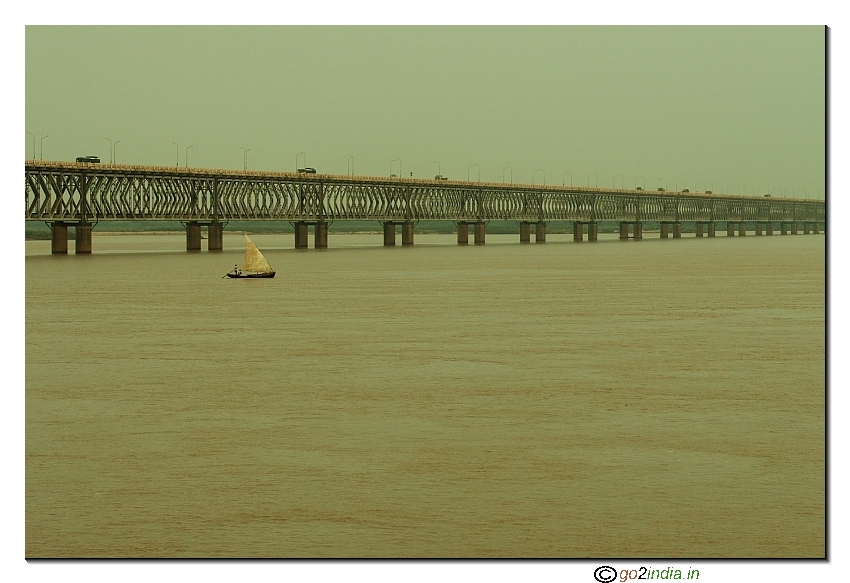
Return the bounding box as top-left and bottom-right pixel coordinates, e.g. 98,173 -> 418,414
25,161 -> 825,254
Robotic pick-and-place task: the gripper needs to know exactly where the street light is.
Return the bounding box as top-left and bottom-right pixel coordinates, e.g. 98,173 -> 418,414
40,135 -> 49,161
468,164 -> 480,183
434,161 -> 441,177
675,179 -> 686,192
613,174 -> 623,189
104,137 -> 113,163
26,132 -> 35,161
114,141 -> 122,165
296,152 -> 305,171
503,167 -> 512,184
587,173 -> 597,188
171,142 -> 179,167
348,155 -> 354,176
390,158 -> 401,177
533,168 -> 545,186
241,147 -> 251,171
185,145 -> 193,168
562,171 -> 572,187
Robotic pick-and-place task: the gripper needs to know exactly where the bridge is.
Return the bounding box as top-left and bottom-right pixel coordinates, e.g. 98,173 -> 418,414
25,161 -> 826,253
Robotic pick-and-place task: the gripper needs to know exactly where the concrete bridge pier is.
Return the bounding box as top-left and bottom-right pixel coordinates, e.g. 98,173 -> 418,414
726,222 -> 735,237
186,221 -> 201,251
695,222 -> 704,237
708,222 -> 716,237
383,222 -> 396,246
457,222 -> 469,245
756,223 -> 763,235
619,222 -> 629,240
588,222 -> 598,242
51,222 -> 68,254
573,221 -> 583,242
781,222 -> 788,235
295,221 -> 309,248
803,222 -> 810,235
791,222 -> 798,235
75,222 -> 92,254
739,221 -> 747,236
814,223 -> 820,235
767,222 -> 774,235
402,222 -> 414,246
519,222 -> 530,243
536,221 -> 546,243
315,222 -> 328,249
660,222 -> 669,238
634,222 -> 643,240
474,221 -> 486,245
673,222 -> 682,238
208,221 -> 223,251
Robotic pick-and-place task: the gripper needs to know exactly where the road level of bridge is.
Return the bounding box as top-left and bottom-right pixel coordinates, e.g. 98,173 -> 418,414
45,218 -> 824,254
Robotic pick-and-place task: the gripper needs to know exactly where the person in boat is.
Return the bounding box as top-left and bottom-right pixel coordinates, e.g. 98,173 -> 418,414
233,264 -> 239,275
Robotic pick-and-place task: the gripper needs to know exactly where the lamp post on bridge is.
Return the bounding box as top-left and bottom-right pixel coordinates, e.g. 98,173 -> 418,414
468,164 -> 480,183
241,147 -> 251,171
434,161 -> 440,177
390,158 -> 401,178
26,132 -> 35,161
104,137 -> 113,164
296,152 -> 305,171
348,155 -> 354,176
562,171 -> 572,187
185,145 -> 193,168
40,135 -> 49,161
587,173 -> 597,188
504,167 -> 512,184
171,142 -> 179,167
113,141 -> 122,165
532,168 -> 545,186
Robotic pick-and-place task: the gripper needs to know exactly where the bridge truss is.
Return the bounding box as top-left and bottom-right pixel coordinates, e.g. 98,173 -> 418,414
25,161 -> 825,225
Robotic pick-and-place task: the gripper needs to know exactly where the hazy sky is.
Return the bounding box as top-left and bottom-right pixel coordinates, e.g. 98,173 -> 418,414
25,26 -> 825,196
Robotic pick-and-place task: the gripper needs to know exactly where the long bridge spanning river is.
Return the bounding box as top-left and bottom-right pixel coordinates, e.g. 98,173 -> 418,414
25,161 -> 826,253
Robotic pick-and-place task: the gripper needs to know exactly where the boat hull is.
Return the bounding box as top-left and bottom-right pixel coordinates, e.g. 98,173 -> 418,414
225,272 -> 276,279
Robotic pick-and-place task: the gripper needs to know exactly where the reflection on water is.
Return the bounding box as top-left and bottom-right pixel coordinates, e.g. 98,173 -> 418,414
26,233 -> 825,557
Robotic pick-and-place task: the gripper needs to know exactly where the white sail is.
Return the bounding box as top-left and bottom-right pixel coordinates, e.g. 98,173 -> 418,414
242,235 -> 274,274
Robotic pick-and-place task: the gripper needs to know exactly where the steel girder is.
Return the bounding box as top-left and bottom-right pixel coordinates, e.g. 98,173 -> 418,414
25,162 -> 826,225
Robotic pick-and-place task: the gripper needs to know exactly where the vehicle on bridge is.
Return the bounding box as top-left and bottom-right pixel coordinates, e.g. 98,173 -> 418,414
75,156 -> 100,164
297,167 -> 316,174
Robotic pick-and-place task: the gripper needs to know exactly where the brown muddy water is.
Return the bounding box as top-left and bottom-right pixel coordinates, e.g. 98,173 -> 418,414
25,232 -> 825,557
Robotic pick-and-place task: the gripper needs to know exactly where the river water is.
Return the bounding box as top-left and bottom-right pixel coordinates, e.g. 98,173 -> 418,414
25,231 -> 825,557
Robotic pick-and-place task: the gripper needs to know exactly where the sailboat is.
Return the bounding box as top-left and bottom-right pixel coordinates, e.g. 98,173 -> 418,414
226,235 -> 276,278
